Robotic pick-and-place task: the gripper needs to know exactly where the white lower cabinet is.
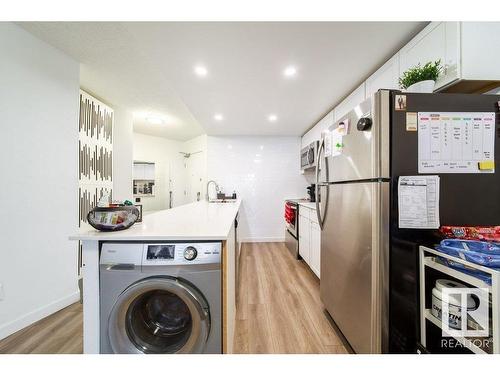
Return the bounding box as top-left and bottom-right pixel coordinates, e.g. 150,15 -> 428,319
298,206 -> 321,278
309,221 -> 321,278
298,213 -> 310,264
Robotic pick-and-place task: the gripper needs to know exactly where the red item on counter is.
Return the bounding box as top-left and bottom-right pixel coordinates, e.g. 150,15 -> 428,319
440,226 -> 500,242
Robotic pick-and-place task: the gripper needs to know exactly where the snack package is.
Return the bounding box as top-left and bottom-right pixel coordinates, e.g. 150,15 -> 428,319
440,226 -> 500,242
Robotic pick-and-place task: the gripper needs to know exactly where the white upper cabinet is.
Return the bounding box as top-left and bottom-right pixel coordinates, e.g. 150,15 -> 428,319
460,22 -> 500,81
365,54 -> 400,98
301,109 -> 334,148
334,83 -> 366,122
399,22 -> 460,90
302,22 -> 500,157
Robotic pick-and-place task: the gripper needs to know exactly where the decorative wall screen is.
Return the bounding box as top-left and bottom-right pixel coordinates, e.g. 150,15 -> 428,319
78,90 -> 113,227
77,90 -> 113,275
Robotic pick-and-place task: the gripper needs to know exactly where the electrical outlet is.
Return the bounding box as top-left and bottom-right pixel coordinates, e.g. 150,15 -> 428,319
0,283 -> 4,301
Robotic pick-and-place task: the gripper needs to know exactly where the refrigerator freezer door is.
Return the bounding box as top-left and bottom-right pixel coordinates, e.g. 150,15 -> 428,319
323,90 -> 390,183
320,181 -> 389,353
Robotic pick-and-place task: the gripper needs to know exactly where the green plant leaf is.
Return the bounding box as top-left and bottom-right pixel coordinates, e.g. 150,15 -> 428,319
398,60 -> 443,89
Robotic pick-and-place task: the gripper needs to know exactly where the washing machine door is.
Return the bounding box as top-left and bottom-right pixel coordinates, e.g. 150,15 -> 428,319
108,277 -> 210,354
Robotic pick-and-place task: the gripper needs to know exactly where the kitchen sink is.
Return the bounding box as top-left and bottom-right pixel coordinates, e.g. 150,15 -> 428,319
208,199 -> 238,203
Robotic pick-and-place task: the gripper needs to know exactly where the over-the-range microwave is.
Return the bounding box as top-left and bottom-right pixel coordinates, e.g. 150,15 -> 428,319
300,141 -> 319,170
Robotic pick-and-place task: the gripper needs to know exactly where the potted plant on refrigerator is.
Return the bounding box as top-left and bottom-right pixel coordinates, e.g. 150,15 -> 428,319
398,60 -> 443,93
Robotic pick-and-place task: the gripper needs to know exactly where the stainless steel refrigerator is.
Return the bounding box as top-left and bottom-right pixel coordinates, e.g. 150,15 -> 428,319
315,89 -> 500,353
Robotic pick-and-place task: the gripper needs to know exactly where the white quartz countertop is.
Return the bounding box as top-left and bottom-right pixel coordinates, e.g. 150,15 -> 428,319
285,198 -> 316,210
298,201 -> 316,210
70,199 -> 241,241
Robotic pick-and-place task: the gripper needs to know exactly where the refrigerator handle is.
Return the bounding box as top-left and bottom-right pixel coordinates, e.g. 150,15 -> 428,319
315,138 -> 328,230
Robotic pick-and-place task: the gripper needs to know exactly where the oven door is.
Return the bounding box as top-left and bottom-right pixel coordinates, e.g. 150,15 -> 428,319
285,205 -> 298,237
285,228 -> 299,258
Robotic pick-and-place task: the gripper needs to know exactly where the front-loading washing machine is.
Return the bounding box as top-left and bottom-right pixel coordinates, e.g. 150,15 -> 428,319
99,241 -> 221,354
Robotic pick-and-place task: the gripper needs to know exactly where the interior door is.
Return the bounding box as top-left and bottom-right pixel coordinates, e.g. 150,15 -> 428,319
169,155 -> 187,208
185,152 -> 204,203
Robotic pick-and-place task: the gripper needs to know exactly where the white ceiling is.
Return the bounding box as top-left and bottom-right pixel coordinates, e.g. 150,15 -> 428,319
20,22 -> 425,140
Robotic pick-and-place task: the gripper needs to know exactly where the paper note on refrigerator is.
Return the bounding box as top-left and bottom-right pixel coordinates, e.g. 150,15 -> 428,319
418,112 -> 495,173
398,176 -> 440,229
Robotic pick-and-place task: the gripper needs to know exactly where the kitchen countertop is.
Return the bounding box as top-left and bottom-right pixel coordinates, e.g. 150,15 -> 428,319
298,201 -> 316,210
70,199 -> 242,241
286,198 -> 317,210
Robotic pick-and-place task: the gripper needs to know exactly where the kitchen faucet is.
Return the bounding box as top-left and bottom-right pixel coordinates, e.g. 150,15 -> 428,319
206,180 -> 220,201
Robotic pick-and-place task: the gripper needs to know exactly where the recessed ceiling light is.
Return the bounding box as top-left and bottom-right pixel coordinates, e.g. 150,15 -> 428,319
283,66 -> 297,78
146,116 -> 163,125
214,113 -> 224,121
268,114 -> 278,122
194,65 -> 208,77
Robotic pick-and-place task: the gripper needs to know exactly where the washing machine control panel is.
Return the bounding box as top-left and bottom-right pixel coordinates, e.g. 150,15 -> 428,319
142,242 -> 221,265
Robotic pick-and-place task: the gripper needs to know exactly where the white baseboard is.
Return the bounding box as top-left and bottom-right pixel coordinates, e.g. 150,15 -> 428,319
241,237 -> 285,243
0,290 -> 80,341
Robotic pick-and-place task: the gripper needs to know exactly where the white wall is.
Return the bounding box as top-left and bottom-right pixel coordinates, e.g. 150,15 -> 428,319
0,23 -> 80,340
207,136 -> 308,242
183,134 -> 208,202
133,133 -> 186,211
112,108 -> 134,201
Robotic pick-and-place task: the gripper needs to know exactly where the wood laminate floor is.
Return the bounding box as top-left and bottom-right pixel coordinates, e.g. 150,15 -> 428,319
0,302 -> 83,354
0,242 -> 347,354
234,242 -> 348,354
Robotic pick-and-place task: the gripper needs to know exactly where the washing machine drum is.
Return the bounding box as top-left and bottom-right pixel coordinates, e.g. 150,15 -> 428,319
108,277 -> 211,354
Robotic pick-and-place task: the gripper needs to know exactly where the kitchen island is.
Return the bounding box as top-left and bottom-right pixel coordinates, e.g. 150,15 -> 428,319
70,199 -> 241,354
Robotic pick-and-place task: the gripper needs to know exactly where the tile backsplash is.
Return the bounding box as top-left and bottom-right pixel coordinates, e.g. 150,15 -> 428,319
207,136 -> 308,241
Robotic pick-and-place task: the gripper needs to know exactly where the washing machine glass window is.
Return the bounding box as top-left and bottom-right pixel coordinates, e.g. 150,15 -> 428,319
108,277 -> 210,354
126,289 -> 192,353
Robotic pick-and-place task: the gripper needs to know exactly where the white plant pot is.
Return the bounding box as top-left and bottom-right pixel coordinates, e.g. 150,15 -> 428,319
405,80 -> 435,93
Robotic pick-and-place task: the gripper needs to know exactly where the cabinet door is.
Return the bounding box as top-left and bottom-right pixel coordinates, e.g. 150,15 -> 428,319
399,22 -> 460,90
301,110 -> 334,148
320,110 -> 335,133
461,22 -> 500,81
334,83 -> 366,121
298,214 -> 310,264
365,54 -> 400,98
310,221 -> 321,278
301,126 -> 317,149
